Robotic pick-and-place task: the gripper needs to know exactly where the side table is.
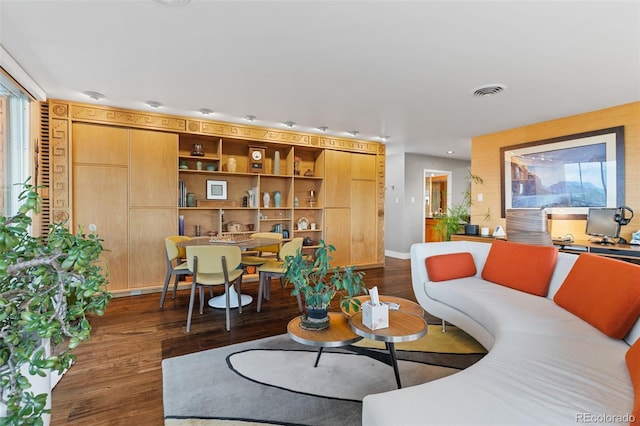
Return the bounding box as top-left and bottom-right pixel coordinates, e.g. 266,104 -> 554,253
287,312 -> 362,367
349,310 -> 427,388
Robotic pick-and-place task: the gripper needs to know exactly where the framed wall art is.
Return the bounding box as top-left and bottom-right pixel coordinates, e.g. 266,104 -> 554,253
500,126 -> 624,218
206,180 -> 228,200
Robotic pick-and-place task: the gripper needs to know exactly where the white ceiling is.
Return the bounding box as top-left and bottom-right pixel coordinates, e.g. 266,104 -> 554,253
1,0 -> 639,160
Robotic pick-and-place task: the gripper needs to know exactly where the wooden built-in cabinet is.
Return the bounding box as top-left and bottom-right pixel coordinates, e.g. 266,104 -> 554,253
48,100 -> 385,295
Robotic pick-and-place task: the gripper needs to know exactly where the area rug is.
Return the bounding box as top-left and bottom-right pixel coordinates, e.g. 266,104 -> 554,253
352,324 -> 486,353
163,331 -> 485,426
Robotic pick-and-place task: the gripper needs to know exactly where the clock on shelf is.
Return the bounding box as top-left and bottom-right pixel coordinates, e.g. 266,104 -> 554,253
248,146 -> 266,173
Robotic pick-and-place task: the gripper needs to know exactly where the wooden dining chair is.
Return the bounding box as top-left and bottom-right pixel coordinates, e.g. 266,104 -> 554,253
185,245 -> 244,332
256,238 -> 304,312
160,235 -> 192,308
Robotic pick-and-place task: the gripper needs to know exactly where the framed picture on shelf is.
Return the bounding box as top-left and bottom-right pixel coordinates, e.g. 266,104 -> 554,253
206,180 -> 227,200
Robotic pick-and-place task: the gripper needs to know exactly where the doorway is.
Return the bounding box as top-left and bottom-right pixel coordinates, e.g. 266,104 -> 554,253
424,169 -> 452,242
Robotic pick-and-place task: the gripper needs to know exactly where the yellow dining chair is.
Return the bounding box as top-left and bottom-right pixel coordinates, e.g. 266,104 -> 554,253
160,236 -> 192,308
256,238 -> 304,312
240,232 -> 283,267
185,245 -> 244,332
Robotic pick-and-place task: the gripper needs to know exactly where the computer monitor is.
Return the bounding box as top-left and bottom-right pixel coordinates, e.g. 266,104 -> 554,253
585,208 -> 620,245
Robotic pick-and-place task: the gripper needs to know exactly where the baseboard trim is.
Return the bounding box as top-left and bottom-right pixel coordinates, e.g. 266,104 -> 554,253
385,250 -> 410,260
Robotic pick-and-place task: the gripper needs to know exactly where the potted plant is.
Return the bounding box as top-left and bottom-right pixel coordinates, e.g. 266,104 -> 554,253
283,240 -> 367,330
435,171 -> 488,241
0,181 -> 111,424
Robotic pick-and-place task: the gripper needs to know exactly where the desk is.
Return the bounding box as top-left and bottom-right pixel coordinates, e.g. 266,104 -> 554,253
178,236 -> 282,308
554,240 -> 640,263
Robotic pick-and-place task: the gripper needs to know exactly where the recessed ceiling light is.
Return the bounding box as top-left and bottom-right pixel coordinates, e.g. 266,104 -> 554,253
447,150 -> 455,154
348,130 -> 359,137
245,115 -> 256,122
471,84 -> 507,97
284,121 -> 295,127
198,108 -> 213,115
83,91 -> 104,100
317,126 -> 328,132
145,100 -> 162,108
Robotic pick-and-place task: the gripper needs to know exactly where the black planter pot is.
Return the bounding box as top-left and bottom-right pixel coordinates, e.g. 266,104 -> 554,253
300,306 -> 330,330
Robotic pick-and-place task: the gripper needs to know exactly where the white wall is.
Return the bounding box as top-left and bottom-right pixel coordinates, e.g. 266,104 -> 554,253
385,153 -> 471,257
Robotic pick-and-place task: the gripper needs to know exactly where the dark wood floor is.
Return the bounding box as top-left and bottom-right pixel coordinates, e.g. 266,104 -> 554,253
51,257 -> 428,425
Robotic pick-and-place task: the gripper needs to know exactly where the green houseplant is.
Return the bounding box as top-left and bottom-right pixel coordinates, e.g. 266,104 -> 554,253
0,181 -> 111,425
283,240 -> 367,330
435,171 -> 488,241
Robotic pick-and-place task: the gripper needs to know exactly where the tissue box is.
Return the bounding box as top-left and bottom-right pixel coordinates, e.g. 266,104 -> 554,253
362,301 -> 389,330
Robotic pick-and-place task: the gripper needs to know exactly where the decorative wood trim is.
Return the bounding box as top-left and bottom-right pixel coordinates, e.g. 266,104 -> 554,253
50,100 -> 382,155
50,115 -> 71,225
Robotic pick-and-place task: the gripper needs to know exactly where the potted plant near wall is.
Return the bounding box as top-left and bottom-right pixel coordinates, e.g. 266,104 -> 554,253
283,240 -> 367,330
435,171 -> 488,241
0,181 -> 111,424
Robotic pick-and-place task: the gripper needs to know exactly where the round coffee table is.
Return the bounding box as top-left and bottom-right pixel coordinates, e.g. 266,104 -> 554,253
287,312 -> 362,367
349,310 -> 427,388
342,295 -> 424,317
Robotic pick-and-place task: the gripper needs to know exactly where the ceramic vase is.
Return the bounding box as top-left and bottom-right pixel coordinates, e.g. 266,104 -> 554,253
263,192 -> 270,208
274,151 -> 280,175
273,191 -> 281,208
227,157 -> 237,173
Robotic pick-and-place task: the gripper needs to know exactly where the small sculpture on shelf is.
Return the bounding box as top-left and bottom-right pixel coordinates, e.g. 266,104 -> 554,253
179,160 -> 188,169
304,169 -> 314,177
191,143 -> 204,156
294,156 -> 301,176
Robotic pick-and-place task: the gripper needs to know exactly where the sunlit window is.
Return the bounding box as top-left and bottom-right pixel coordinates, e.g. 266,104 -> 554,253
0,71 -> 31,217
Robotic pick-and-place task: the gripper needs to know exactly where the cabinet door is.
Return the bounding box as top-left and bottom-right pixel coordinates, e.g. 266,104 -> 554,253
351,180 -> 377,265
324,150 -> 351,208
351,153 -> 376,180
72,122 -> 128,166
324,208 -> 351,266
73,165 -> 129,291
130,129 -> 178,207
129,208 -> 177,288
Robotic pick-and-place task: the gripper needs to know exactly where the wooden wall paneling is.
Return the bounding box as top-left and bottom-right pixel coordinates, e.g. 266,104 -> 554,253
351,179 -> 377,265
324,150 -> 351,208
71,122 -> 129,291
72,122 -> 128,166
471,101 -> 640,242
350,152 -> 376,180
72,165 -> 129,291
129,208 -> 177,288
324,207 -> 351,267
129,129 -> 178,207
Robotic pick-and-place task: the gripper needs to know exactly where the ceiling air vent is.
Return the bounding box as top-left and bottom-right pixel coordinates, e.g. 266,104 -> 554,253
472,84 -> 507,97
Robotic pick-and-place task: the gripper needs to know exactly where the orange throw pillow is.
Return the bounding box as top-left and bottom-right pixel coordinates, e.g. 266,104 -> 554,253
554,253 -> 640,339
481,239 -> 558,296
626,340 -> 640,424
425,252 -> 477,282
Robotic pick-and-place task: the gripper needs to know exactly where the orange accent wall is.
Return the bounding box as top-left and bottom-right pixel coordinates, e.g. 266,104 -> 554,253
471,101 -> 640,242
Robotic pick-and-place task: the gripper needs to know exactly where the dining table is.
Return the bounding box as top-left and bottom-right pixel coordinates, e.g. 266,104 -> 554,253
177,236 -> 282,309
